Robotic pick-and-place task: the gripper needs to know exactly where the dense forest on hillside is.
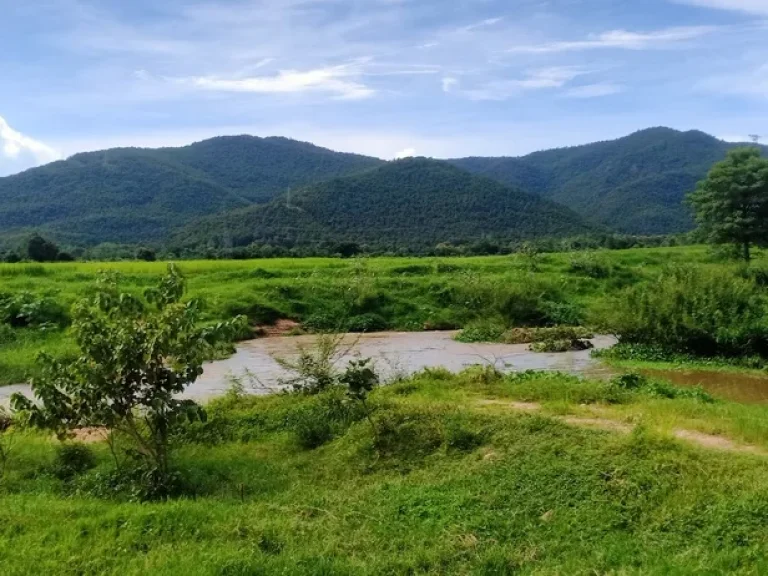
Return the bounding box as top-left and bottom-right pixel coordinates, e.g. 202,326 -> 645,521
0,136 -> 382,246
0,127 -> 760,252
451,128 -> 765,234
172,158 -> 598,252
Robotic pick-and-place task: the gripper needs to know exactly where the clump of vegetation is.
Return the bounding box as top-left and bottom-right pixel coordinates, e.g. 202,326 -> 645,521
52,443 -> 97,480
529,338 -> 593,353
0,292 -> 68,329
12,265 -> 246,499
504,326 -> 594,344
611,373 -> 715,403
605,265 -> 768,358
568,252 -> 613,278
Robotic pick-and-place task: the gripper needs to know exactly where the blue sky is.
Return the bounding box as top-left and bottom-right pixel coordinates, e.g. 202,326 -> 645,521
1,0 -> 767,175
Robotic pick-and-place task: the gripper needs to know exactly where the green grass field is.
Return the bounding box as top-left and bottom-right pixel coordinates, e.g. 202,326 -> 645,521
3,369 -> 768,574
0,245 -> 740,386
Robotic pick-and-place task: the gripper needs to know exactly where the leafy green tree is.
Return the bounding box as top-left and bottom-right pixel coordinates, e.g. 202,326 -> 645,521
135,247 -> 157,262
687,148 -> 768,262
26,233 -> 60,262
12,265 -> 245,492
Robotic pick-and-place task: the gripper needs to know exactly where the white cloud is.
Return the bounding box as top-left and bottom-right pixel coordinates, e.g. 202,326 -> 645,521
442,77 -> 459,92
564,83 -> 624,98
395,147 -> 416,159
507,26 -> 716,53
178,64 -> 376,101
671,0 -> 768,14
0,115 -> 60,175
446,67 -> 591,101
461,17 -> 505,32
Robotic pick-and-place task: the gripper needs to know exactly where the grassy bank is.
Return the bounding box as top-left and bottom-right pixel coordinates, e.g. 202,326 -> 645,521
0,246 -> 741,386
3,369 -> 768,574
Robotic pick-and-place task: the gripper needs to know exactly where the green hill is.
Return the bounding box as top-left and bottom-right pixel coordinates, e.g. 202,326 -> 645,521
0,136 -> 382,246
174,158 -> 598,251
451,128 -> 763,235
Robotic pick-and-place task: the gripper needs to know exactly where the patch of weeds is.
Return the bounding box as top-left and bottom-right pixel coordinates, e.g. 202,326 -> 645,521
455,321 -> 506,343
530,339 -> 593,353
372,409 -> 444,464
503,326 -> 594,345
611,373 -> 715,403
52,443 -> 96,480
444,419 -> 486,453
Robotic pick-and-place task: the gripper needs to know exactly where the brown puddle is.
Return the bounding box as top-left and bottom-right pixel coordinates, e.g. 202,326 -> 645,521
641,368 -> 768,404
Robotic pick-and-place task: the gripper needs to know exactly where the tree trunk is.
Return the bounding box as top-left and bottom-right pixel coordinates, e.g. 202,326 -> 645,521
744,242 -> 751,263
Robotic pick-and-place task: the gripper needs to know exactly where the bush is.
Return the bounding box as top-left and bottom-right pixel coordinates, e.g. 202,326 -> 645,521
53,443 -> 96,480
294,387 -> 369,449
605,265 -> 768,357
0,292 -> 68,328
569,253 -> 613,278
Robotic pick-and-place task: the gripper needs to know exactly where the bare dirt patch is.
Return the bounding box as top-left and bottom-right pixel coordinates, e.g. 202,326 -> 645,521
70,427 -> 108,444
673,429 -> 767,455
255,319 -> 302,337
474,398 -> 767,455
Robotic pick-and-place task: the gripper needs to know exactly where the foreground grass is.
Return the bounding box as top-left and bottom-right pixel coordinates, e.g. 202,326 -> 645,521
0,245 -> 735,386
3,369 -> 768,574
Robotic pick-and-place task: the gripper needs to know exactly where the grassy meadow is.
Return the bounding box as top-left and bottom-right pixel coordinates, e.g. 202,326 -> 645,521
4,368 -> 768,574
0,245 -> 738,386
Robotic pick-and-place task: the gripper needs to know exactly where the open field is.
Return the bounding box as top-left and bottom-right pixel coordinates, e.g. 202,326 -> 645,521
3,369 -> 768,574
0,245 -> 750,386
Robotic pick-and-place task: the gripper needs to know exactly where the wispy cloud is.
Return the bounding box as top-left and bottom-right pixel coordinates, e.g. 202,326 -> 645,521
177,64 -> 376,101
0,115 -> 60,168
564,83 -> 624,98
507,26 -> 716,53
670,0 -> 768,15
444,67 -> 592,101
461,17 -> 505,33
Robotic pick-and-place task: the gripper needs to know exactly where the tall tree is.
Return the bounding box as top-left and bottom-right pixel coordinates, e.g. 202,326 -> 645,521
25,233 -> 60,262
12,266 -> 245,495
687,148 -> 768,262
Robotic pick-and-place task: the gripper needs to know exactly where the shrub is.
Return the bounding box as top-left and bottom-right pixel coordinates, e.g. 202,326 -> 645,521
294,386 -> 370,449
53,443 -> 96,480
605,265 -> 768,357
0,292 -> 68,328
569,253 -> 613,278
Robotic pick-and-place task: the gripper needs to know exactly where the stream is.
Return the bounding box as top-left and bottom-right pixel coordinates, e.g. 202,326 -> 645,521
4,331 -> 768,406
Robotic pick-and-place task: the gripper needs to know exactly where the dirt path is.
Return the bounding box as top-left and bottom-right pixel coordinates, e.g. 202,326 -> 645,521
475,398 -> 767,456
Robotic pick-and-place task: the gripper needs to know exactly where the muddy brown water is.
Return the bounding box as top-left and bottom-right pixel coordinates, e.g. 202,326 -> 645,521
640,368 -> 768,404
0,332 -> 616,406
4,332 -> 768,406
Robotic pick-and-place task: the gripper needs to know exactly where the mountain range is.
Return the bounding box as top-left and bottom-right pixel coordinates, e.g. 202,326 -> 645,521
0,127 -> 760,251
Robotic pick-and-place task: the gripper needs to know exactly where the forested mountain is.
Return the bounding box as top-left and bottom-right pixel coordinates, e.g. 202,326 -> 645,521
0,127 -> 760,250
173,158 -> 598,251
0,136 -> 382,245
450,128 -> 763,234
